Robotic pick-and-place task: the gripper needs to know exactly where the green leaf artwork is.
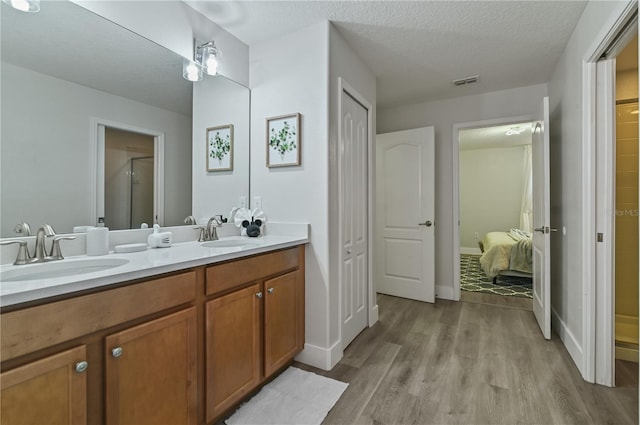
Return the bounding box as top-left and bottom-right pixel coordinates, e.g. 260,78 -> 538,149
269,120 -> 297,159
209,131 -> 230,164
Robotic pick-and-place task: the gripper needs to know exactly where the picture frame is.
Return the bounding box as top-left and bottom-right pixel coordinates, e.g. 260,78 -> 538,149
266,113 -> 301,167
206,124 -> 234,172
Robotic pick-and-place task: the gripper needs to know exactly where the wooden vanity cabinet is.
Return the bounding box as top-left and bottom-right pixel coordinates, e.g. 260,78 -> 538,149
205,246 -> 305,423
206,284 -> 262,421
0,244 -> 305,425
105,307 -> 197,425
1,345 -> 88,425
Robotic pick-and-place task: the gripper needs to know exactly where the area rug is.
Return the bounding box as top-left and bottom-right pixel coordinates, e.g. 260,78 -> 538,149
225,367 -> 348,425
460,254 -> 533,299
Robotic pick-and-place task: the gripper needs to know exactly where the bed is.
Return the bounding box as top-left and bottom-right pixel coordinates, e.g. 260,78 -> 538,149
478,229 -> 533,280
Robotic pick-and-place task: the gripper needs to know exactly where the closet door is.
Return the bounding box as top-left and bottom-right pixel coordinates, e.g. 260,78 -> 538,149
340,89 -> 369,349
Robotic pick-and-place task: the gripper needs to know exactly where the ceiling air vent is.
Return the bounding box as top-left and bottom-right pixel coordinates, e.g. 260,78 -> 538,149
453,75 -> 479,86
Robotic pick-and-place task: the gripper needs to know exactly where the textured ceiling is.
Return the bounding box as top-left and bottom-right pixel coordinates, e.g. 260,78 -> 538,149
186,0 -> 588,108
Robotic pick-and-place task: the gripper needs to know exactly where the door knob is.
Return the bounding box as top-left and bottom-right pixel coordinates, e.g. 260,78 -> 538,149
111,347 -> 123,358
419,220 -> 433,227
534,226 -> 558,234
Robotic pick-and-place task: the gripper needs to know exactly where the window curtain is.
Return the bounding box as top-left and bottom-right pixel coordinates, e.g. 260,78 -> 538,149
519,145 -> 533,233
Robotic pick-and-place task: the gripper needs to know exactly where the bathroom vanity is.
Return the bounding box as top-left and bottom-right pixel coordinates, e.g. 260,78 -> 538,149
0,237 -> 306,425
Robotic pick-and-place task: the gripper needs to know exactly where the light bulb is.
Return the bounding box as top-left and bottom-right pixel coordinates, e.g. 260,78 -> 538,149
2,0 -> 40,12
183,59 -> 202,82
205,56 -> 218,75
203,47 -> 218,76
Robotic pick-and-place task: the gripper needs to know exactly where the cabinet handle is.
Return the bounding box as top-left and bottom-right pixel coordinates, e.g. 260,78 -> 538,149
75,361 -> 88,373
267,287 -> 274,294
256,292 -> 263,299
111,347 -> 123,358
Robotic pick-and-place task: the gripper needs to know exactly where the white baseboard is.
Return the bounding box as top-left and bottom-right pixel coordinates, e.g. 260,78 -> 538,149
460,247 -> 482,255
436,284 -> 454,300
294,340 -> 343,371
369,303 -> 379,326
551,306 -> 585,378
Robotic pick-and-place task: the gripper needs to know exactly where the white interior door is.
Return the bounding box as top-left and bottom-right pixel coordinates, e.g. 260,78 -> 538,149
340,91 -> 369,348
375,127 -> 435,303
532,96 -> 551,339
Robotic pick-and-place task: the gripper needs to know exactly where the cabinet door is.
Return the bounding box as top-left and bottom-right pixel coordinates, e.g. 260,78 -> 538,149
1,345 -> 87,425
264,270 -> 301,377
105,308 -> 197,425
206,283 -> 261,423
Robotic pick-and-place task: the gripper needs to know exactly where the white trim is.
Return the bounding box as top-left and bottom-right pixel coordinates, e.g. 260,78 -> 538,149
337,78 -> 377,355
552,306 -> 584,373
436,284 -> 454,301
595,59 -> 616,387
294,341 -> 343,371
90,118 -> 165,228
582,0 -> 638,386
452,114 -> 534,303
582,61 -> 597,383
460,247 -> 482,255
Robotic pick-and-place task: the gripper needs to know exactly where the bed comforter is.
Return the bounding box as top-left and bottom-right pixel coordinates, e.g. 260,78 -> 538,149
479,230 -> 533,278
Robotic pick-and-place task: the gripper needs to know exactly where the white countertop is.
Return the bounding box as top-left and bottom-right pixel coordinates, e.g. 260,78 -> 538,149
0,234 -> 309,308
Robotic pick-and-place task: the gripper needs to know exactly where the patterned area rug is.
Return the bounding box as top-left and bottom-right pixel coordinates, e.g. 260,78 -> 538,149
460,254 -> 532,299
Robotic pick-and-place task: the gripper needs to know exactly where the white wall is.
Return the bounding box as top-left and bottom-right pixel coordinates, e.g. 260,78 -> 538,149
192,76 -> 250,223
328,24 -> 377,364
250,22 -> 331,368
547,0 -> 633,378
460,145 -> 526,249
72,0 -> 249,87
377,83 -> 547,299
0,63 -> 192,235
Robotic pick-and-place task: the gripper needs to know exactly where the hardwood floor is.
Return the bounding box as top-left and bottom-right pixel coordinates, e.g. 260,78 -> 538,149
296,294 -> 638,425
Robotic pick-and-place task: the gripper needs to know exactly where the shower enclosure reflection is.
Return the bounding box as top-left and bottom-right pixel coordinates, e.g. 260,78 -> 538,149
104,128 -> 155,230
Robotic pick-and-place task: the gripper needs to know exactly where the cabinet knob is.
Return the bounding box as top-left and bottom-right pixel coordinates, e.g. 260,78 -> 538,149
111,347 -> 123,358
256,292 -> 263,299
267,287 -> 274,294
75,361 -> 88,373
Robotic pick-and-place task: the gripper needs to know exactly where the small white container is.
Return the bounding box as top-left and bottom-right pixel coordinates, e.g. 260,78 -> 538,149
86,227 -> 109,256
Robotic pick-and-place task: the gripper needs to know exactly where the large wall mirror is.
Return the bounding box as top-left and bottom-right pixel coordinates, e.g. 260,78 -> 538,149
0,0 -> 250,237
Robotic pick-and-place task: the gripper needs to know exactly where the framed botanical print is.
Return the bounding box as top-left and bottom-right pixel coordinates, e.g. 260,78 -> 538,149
266,113 -> 301,167
207,124 -> 234,172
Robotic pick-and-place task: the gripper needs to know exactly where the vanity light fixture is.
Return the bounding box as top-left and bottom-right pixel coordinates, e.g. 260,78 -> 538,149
2,0 -> 40,12
182,40 -> 219,82
506,126 -> 525,136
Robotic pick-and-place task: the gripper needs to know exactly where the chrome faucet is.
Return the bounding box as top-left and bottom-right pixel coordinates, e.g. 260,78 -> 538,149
1,224 -> 75,265
205,216 -> 223,241
33,224 -> 56,262
13,222 -> 32,236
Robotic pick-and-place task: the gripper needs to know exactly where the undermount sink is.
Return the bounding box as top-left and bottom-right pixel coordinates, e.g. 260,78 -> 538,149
201,238 -> 262,249
0,258 -> 130,282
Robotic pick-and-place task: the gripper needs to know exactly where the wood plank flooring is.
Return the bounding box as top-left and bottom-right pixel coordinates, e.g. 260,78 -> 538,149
295,294 -> 639,425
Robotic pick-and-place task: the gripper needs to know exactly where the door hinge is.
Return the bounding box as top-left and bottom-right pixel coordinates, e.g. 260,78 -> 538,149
597,233 -> 604,242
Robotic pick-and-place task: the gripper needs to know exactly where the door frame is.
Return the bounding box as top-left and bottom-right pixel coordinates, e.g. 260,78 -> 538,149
337,77 -> 377,353
583,1 -> 637,386
452,114 -> 534,301
90,117 -> 165,228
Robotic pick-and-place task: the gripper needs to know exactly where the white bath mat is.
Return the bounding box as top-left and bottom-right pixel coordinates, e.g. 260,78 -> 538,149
225,367 -> 348,425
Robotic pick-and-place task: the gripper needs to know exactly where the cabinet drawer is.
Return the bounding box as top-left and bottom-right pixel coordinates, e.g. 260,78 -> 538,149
2,271 -> 196,361
206,247 -> 300,295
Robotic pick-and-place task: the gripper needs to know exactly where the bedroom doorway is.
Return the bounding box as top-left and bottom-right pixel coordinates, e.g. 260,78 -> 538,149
456,121 -> 534,309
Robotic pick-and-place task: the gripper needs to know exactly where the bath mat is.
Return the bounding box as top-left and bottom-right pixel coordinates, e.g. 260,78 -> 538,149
225,366 -> 348,425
